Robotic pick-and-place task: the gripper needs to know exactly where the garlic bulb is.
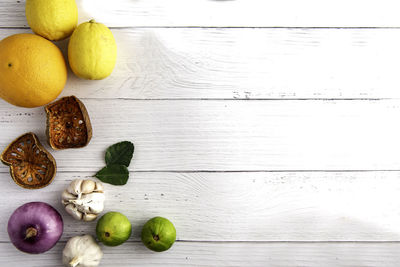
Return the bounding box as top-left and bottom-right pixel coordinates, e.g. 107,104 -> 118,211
62,179 -> 105,221
63,235 -> 103,267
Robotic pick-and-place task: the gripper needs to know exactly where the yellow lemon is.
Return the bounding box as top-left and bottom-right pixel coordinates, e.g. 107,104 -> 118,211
68,20 -> 117,80
26,0 -> 78,41
0,34 -> 67,108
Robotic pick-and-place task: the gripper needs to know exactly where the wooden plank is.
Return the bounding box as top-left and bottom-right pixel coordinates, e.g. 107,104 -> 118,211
2,28 -> 400,100
2,171 -> 400,242
2,0 -> 400,28
0,99 -> 400,171
3,242 -> 400,267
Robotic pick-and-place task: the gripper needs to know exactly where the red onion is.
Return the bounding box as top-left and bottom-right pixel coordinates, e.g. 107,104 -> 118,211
8,202 -> 63,254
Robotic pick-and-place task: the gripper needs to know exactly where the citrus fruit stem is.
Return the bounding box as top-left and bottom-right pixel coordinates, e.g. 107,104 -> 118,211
153,235 -> 160,241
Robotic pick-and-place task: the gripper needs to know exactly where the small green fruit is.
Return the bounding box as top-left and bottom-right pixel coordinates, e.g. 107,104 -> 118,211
96,212 -> 132,246
141,217 -> 176,252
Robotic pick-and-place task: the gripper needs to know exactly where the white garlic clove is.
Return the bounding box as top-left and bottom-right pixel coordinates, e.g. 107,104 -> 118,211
67,179 -> 84,195
65,204 -> 83,220
62,190 -> 76,202
88,193 -> 105,213
83,213 -> 98,222
81,180 -> 96,194
94,181 -> 104,192
73,192 -> 105,214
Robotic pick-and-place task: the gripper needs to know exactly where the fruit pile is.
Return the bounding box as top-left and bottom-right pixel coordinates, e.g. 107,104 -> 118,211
0,1 -> 177,265
0,0 -> 116,108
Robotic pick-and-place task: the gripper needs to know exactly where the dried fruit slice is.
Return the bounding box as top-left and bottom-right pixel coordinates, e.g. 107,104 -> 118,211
1,133 -> 57,189
45,96 -> 92,150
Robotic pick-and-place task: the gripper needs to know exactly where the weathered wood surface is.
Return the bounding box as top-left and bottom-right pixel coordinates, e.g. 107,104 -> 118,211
1,99 -> 400,172
3,28 -> 400,99
2,171 -> 400,242
1,0 -> 400,28
2,0 -> 400,266
3,241 -> 400,267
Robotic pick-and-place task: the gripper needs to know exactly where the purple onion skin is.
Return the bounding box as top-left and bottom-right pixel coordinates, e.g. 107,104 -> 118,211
8,202 -> 63,254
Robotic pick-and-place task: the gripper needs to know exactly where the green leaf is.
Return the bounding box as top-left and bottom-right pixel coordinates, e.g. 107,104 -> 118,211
105,141 -> 134,167
94,164 -> 129,185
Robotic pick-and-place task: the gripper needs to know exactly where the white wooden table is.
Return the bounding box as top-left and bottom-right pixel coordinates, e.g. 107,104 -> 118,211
1,0 -> 400,266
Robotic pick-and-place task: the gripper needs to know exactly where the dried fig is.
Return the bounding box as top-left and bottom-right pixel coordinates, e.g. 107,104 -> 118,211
1,132 -> 57,189
45,96 -> 92,150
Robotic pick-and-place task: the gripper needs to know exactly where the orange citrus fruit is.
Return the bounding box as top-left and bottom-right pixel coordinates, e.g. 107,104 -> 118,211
0,33 -> 67,108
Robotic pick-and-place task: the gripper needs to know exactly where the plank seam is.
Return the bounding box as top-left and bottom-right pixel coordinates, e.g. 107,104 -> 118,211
3,240 -> 400,244
2,170 -> 400,173
63,98 -> 386,101
4,26 -> 400,29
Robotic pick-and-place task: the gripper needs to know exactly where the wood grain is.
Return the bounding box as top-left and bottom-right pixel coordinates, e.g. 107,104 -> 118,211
2,171 -> 400,242
0,99 -> 400,172
2,0 -> 400,28
2,28 -> 400,100
2,2 -> 400,266
3,241 -> 400,267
